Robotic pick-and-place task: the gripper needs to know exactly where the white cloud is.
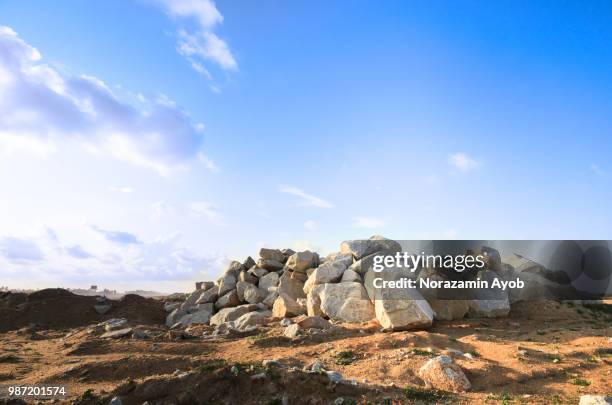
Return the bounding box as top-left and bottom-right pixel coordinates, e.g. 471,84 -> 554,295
189,201 -> 224,225
177,31 -> 237,72
151,200 -> 175,221
109,186 -> 133,193
442,229 -> 459,239
197,151 -> 220,172
304,220 -> 318,231
590,164 -> 604,176
353,216 -> 387,228
157,0 -> 223,28
156,0 -> 238,75
448,152 -> 481,172
279,186 -> 334,208
0,27 -> 206,175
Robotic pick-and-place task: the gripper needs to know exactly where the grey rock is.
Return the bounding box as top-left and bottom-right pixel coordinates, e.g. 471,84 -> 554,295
243,256 -> 257,269
280,318 -> 292,327
303,262 -> 346,294
286,251 -> 318,273
249,267 -> 269,278
195,281 -> 215,291
326,371 -> 343,384
418,355 -> 471,392
278,271 -> 306,300
239,270 -> 258,285
196,285 -> 219,304
262,291 -> 279,308
306,284 -> 325,317
272,293 -> 306,318
243,284 -> 267,304
259,272 -> 280,291
94,304 -> 111,315
340,235 -> 401,260
259,248 -> 286,263
210,304 -> 260,325
340,269 -> 361,283
258,258 -> 285,271
217,274 -> 237,297
234,311 -> 268,331
214,289 -> 240,310
319,282 -> 375,323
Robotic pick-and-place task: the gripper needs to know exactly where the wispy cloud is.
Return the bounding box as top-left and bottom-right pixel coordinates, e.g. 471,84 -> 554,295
155,0 -> 238,78
197,152 -> 220,172
279,186 -> 334,208
109,186 -> 133,193
189,201 -> 224,225
590,163 -> 605,176
304,220 -> 318,231
90,225 -> 141,245
448,152 -> 481,172
65,244 -> 93,259
353,216 -> 387,228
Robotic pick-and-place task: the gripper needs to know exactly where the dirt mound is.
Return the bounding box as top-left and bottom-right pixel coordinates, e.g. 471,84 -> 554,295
0,289 -> 165,332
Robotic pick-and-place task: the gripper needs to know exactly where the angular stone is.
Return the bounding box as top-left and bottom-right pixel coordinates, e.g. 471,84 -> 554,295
340,269 -> 361,283
243,284 -> 267,304
258,258 -> 285,271
101,328 -> 133,339
272,293 -> 306,318
225,260 -> 244,277
195,281 -> 214,291
277,271 -> 306,300
166,308 -> 187,327
281,248 -> 296,257
375,288 -> 433,331
249,267 -> 269,278
324,252 -> 354,269
217,274 -> 237,297
234,311 -> 268,331
178,304 -> 214,326
467,270 -> 510,318
284,323 -> 301,338
210,304 -> 260,326
340,235 -> 401,260
258,272 -> 280,292
236,281 -> 250,301
243,256 -> 257,269
196,285 -> 219,304
286,251 -> 318,273
303,262 -> 346,294
214,290 -> 240,310
259,248 -> 286,263
319,282 -> 374,323
306,284 -> 325,317
428,299 -> 470,321
262,291 -> 278,308
297,316 -> 331,330
418,355 -> 471,392
239,270 -> 258,285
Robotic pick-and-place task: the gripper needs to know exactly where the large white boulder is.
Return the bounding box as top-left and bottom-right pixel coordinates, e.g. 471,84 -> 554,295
319,282 -> 374,323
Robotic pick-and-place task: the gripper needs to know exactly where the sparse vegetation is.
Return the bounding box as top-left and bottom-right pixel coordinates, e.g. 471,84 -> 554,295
335,350 -> 356,365
404,386 -> 452,402
572,378 -> 591,386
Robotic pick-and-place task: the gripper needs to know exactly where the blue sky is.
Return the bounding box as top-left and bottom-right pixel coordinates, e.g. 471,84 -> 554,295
1,0 -> 611,292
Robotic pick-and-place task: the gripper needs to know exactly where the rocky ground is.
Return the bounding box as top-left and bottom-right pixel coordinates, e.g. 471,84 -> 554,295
0,237 -> 610,404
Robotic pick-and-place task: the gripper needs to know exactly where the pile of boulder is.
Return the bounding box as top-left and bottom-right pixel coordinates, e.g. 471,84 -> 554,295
165,236 -> 575,332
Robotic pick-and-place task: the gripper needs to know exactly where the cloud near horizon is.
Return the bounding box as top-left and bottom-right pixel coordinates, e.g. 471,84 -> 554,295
0,227 -> 227,289
0,26 -> 206,175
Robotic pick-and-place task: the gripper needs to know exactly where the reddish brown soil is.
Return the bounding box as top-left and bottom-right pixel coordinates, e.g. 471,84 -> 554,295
0,296 -> 609,404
